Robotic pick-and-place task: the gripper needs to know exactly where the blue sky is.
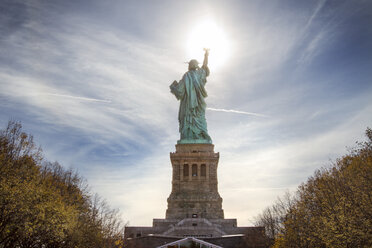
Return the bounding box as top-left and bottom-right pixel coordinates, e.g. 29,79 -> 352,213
1,0 -> 371,226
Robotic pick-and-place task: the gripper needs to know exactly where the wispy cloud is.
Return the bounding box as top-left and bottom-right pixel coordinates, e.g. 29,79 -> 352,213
0,10 -> 176,149
304,0 -> 327,31
298,29 -> 327,65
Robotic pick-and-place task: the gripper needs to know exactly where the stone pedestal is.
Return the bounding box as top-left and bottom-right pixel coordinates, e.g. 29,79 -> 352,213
166,144 -> 224,220
124,143 -> 263,246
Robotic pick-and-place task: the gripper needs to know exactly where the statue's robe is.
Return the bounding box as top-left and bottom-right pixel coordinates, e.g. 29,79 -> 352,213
170,67 -> 212,144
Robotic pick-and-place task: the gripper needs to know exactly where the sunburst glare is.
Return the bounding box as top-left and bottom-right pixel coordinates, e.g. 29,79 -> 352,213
186,19 -> 230,70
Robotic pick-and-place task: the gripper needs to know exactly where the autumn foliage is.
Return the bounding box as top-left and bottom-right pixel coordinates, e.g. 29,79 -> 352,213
0,121 -> 125,248
256,128 -> 372,248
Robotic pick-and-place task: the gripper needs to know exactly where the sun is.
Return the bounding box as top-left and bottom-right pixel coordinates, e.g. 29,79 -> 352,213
186,19 -> 230,70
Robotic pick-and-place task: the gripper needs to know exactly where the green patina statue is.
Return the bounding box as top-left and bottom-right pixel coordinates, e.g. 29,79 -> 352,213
170,49 -> 212,144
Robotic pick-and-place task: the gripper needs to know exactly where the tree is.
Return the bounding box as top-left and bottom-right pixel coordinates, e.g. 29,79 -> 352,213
255,128 -> 372,248
254,191 -> 295,240
0,121 -> 125,247
0,121 -> 72,247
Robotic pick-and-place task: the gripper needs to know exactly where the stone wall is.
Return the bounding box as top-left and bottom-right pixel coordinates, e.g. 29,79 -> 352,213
124,228 -> 269,248
125,218 -> 256,239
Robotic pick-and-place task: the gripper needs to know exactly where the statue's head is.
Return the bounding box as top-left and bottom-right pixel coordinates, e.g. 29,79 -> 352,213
188,59 -> 199,71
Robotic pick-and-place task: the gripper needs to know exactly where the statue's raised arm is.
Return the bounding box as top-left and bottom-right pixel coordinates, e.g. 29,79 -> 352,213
169,49 -> 212,144
202,48 -> 210,76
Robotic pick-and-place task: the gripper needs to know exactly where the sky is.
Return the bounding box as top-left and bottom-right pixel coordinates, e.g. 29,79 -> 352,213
0,0 -> 371,226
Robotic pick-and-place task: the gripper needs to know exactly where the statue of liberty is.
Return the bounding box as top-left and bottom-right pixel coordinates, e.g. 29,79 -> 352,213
170,49 -> 212,144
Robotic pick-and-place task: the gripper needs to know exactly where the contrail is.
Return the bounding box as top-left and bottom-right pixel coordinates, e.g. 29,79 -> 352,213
207,107 -> 268,118
46,93 -> 111,103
